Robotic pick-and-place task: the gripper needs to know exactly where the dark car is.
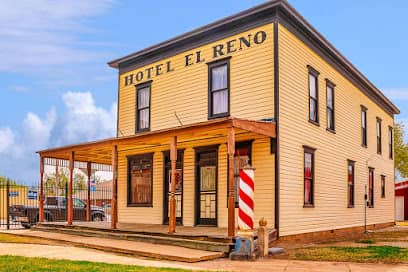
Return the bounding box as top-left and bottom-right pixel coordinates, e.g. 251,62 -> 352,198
9,196 -> 105,228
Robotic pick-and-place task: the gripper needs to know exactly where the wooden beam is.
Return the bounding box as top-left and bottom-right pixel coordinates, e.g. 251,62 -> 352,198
86,161 -> 91,222
168,136 -> 177,234
39,156 -> 45,223
67,151 -> 74,225
227,127 -> 235,237
111,145 -> 118,229
232,119 -> 276,138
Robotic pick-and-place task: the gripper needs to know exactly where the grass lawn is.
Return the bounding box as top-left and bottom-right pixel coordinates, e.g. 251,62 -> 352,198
0,255 -> 196,272
284,245 -> 408,263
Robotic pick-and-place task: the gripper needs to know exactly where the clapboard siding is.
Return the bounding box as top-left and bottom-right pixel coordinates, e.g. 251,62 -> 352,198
278,24 -> 395,236
117,24 -> 274,136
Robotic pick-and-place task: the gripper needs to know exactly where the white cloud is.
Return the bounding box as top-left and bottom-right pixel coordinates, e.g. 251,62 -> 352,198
0,128 -> 15,153
382,88 -> 408,101
0,0 -> 115,73
0,91 -> 116,184
60,92 -> 117,143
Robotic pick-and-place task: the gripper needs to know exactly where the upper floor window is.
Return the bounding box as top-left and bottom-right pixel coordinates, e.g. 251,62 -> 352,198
326,80 -> 335,131
389,126 -> 393,159
347,160 -> 355,208
128,153 -> 153,206
308,66 -> 319,124
381,175 -> 386,198
136,82 -> 151,132
304,146 -> 315,207
208,58 -> 230,119
368,168 -> 374,208
377,118 -> 382,154
361,106 -> 367,147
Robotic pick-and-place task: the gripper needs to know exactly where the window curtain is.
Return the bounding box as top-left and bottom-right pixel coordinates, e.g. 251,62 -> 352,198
212,65 -> 228,114
138,87 -> 150,129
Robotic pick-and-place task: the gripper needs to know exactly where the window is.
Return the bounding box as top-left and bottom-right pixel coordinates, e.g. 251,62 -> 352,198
308,66 -> 319,124
208,58 -> 230,118
304,146 -> 315,206
73,198 -> 85,208
381,175 -> 386,198
377,118 -> 382,154
347,160 -> 355,208
389,126 -> 393,159
326,80 -> 335,131
368,168 -> 374,208
361,106 -> 367,147
232,141 -> 252,207
136,82 -> 151,132
128,153 -> 153,206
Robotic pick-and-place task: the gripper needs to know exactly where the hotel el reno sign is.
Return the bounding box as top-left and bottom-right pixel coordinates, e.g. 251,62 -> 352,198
123,30 -> 268,86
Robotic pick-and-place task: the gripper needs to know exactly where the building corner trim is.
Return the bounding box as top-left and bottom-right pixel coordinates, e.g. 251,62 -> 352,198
273,17 -> 280,237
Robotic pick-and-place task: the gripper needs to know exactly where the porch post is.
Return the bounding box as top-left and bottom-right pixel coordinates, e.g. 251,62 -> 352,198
39,156 -> 45,223
55,159 -> 59,200
67,151 -> 74,225
169,136 -> 177,234
111,145 -> 118,229
86,161 -> 91,222
227,127 -> 235,237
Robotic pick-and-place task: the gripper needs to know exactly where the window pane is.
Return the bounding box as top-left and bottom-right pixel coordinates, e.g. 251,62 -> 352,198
361,111 -> 366,128
139,108 -> 149,129
304,179 -> 311,204
377,121 -> 381,137
211,65 -> 227,90
304,153 -> 312,178
138,87 -> 150,108
327,86 -> 333,108
213,90 -> 228,114
327,109 -> 333,129
129,157 -> 153,204
309,74 -> 317,98
310,99 -> 317,121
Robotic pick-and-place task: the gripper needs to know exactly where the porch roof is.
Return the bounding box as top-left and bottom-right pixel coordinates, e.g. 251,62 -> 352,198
37,117 -> 276,165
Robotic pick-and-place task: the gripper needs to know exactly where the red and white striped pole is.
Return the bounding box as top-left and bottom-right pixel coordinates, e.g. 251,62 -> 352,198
238,167 -> 255,235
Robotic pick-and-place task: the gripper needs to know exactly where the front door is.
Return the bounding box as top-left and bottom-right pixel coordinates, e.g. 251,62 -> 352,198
163,150 -> 183,225
195,147 -> 218,226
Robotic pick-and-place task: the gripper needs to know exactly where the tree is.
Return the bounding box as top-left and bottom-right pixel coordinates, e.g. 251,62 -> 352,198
43,169 -> 86,196
395,122 -> 408,178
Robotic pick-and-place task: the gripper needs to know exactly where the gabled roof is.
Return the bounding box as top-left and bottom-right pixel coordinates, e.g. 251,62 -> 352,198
107,0 -> 399,116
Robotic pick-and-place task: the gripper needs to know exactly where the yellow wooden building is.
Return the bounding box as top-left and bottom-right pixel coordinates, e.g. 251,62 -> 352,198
38,0 -> 399,240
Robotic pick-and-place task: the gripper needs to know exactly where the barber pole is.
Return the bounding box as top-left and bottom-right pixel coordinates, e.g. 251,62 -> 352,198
238,167 -> 255,232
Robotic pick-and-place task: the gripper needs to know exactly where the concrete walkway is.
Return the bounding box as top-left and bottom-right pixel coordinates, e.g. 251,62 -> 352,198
1,242 -> 408,271
4,229 -> 224,262
0,242 -> 197,270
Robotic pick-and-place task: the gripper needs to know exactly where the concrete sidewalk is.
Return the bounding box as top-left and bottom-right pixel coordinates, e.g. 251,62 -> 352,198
4,229 -> 224,262
1,242 -> 408,271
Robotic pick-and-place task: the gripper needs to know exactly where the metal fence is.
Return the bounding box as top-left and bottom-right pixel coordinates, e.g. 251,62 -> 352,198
0,180 -> 112,229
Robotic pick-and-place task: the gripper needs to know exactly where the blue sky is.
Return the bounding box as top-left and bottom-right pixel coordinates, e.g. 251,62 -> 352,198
0,0 -> 407,184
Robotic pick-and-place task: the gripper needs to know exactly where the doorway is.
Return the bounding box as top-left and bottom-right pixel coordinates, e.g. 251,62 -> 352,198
195,146 -> 218,226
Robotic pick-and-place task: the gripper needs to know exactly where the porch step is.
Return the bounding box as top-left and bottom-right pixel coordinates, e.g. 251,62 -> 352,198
32,224 -> 233,254
6,229 -> 224,263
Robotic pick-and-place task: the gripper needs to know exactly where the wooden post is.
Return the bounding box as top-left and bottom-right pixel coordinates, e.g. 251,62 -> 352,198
67,151 -> 74,225
55,159 -> 59,199
39,156 -> 45,223
168,136 -> 177,234
111,145 -> 118,229
227,127 -> 235,237
86,162 -> 91,222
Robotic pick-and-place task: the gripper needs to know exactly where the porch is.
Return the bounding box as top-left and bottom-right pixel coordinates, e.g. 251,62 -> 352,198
37,117 -> 276,238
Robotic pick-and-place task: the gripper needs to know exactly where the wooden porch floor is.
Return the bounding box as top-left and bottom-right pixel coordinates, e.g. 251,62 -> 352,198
41,221 -> 229,239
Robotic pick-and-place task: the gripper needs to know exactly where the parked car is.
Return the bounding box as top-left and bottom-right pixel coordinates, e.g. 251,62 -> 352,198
9,196 -> 105,228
